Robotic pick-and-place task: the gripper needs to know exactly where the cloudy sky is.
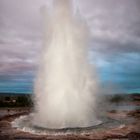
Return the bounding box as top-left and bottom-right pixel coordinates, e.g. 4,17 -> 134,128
0,0 -> 140,94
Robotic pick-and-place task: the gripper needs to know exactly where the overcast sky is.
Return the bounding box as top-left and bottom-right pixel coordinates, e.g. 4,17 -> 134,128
0,0 -> 140,93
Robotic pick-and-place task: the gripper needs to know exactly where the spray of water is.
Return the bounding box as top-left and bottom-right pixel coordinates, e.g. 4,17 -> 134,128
33,0 -> 99,129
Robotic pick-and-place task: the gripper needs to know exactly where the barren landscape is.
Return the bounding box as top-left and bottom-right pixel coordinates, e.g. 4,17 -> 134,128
0,94 -> 140,140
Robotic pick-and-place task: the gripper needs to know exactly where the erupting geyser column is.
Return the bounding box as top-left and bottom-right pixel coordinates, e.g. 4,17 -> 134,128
33,0 -> 99,128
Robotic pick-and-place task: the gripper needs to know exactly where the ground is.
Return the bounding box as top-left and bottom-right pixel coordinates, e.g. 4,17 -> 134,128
0,94 -> 140,140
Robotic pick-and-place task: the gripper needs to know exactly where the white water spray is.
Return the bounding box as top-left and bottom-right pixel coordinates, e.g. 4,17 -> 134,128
33,0 -> 99,129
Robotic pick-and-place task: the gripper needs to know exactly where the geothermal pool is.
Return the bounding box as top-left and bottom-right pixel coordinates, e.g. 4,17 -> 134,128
12,114 -> 119,135
11,103 -> 138,135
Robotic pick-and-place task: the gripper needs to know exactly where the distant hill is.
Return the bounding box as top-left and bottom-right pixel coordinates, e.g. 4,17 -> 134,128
0,93 -> 33,107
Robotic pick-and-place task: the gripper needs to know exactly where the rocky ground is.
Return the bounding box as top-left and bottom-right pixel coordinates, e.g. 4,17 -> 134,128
0,101 -> 140,140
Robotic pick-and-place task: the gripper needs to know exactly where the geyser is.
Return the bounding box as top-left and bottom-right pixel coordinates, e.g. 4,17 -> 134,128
33,0 -> 99,129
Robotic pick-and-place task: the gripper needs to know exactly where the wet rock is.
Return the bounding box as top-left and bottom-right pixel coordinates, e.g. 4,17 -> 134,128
127,132 -> 140,139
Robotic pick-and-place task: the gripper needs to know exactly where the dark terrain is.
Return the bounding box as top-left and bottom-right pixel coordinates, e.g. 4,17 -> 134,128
0,93 -> 140,140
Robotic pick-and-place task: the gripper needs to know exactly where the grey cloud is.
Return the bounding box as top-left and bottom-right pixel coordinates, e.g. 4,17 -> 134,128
0,0 -> 140,73
79,0 -> 140,55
